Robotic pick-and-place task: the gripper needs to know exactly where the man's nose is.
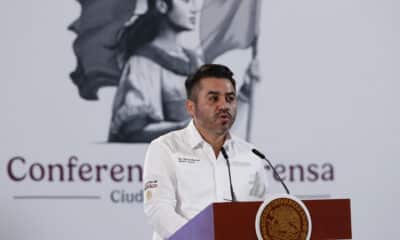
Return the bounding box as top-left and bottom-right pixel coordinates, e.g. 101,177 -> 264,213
217,98 -> 229,110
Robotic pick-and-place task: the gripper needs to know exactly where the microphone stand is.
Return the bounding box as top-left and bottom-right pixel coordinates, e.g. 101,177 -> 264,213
221,147 -> 237,202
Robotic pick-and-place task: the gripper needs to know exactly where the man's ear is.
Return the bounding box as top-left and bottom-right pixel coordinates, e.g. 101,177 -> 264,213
155,0 -> 168,14
186,99 -> 195,117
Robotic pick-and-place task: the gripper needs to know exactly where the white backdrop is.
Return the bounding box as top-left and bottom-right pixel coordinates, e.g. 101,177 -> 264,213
1,0 -> 399,239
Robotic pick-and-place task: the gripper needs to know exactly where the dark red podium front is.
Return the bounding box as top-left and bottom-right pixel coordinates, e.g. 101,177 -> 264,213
169,199 -> 351,240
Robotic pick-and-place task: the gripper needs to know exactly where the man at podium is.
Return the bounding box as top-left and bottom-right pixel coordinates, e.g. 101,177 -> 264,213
143,64 -> 268,240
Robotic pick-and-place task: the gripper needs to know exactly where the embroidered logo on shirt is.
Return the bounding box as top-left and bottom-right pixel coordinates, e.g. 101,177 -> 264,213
249,172 -> 266,198
178,157 -> 200,164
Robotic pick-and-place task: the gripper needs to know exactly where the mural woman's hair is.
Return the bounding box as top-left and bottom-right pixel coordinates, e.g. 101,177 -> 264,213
115,0 -> 173,64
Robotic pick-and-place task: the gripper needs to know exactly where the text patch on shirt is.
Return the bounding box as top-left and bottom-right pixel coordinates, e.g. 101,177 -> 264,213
177,157 -> 200,164
144,180 -> 158,191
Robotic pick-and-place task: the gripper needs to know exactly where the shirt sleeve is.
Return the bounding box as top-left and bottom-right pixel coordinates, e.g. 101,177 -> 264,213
143,139 -> 188,238
110,56 -> 164,134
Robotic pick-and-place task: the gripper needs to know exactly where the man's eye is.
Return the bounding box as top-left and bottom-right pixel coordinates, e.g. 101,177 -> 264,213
209,96 -> 218,102
226,95 -> 236,102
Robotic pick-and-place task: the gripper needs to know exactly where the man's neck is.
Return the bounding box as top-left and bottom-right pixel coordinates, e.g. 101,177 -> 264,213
194,123 -> 228,158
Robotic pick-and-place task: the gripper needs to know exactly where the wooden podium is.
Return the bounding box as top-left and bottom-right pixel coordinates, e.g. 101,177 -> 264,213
169,199 -> 351,240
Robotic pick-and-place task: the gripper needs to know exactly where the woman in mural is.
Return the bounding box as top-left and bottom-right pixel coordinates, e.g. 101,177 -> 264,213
108,0 -> 203,142
70,0 -> 261,143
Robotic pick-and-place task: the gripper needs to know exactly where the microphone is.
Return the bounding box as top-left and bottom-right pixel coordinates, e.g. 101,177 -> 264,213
251,149 -> 290,195
221,147 -> 237,202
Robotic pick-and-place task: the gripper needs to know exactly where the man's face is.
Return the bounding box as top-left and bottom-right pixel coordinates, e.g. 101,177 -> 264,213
187,77 -> 237,136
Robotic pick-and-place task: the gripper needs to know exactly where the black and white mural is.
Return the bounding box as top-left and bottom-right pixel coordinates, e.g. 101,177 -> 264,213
70,0 -> 262,142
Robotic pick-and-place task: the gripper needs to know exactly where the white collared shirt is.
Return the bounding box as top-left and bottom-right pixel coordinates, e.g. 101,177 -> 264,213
143,121 -> 268,240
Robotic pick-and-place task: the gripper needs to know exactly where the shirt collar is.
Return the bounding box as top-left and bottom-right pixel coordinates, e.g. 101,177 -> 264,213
186,120 -> 235,150
187,120 -> 203,149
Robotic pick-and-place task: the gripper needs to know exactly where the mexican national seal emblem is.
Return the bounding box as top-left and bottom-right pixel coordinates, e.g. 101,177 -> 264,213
255,194 -> 311,240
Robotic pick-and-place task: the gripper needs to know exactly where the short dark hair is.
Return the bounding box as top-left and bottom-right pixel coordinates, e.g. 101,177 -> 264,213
185,64 -> 236,101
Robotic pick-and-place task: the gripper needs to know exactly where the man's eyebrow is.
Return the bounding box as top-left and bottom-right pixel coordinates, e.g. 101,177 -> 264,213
206,91 -> 220,95
206,91 -> 236,95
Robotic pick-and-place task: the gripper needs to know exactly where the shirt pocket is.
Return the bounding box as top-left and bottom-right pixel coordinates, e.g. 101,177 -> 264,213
174,155 -> 214,202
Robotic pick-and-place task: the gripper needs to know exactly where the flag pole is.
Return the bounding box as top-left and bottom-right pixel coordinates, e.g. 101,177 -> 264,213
245,37 -> 258,141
